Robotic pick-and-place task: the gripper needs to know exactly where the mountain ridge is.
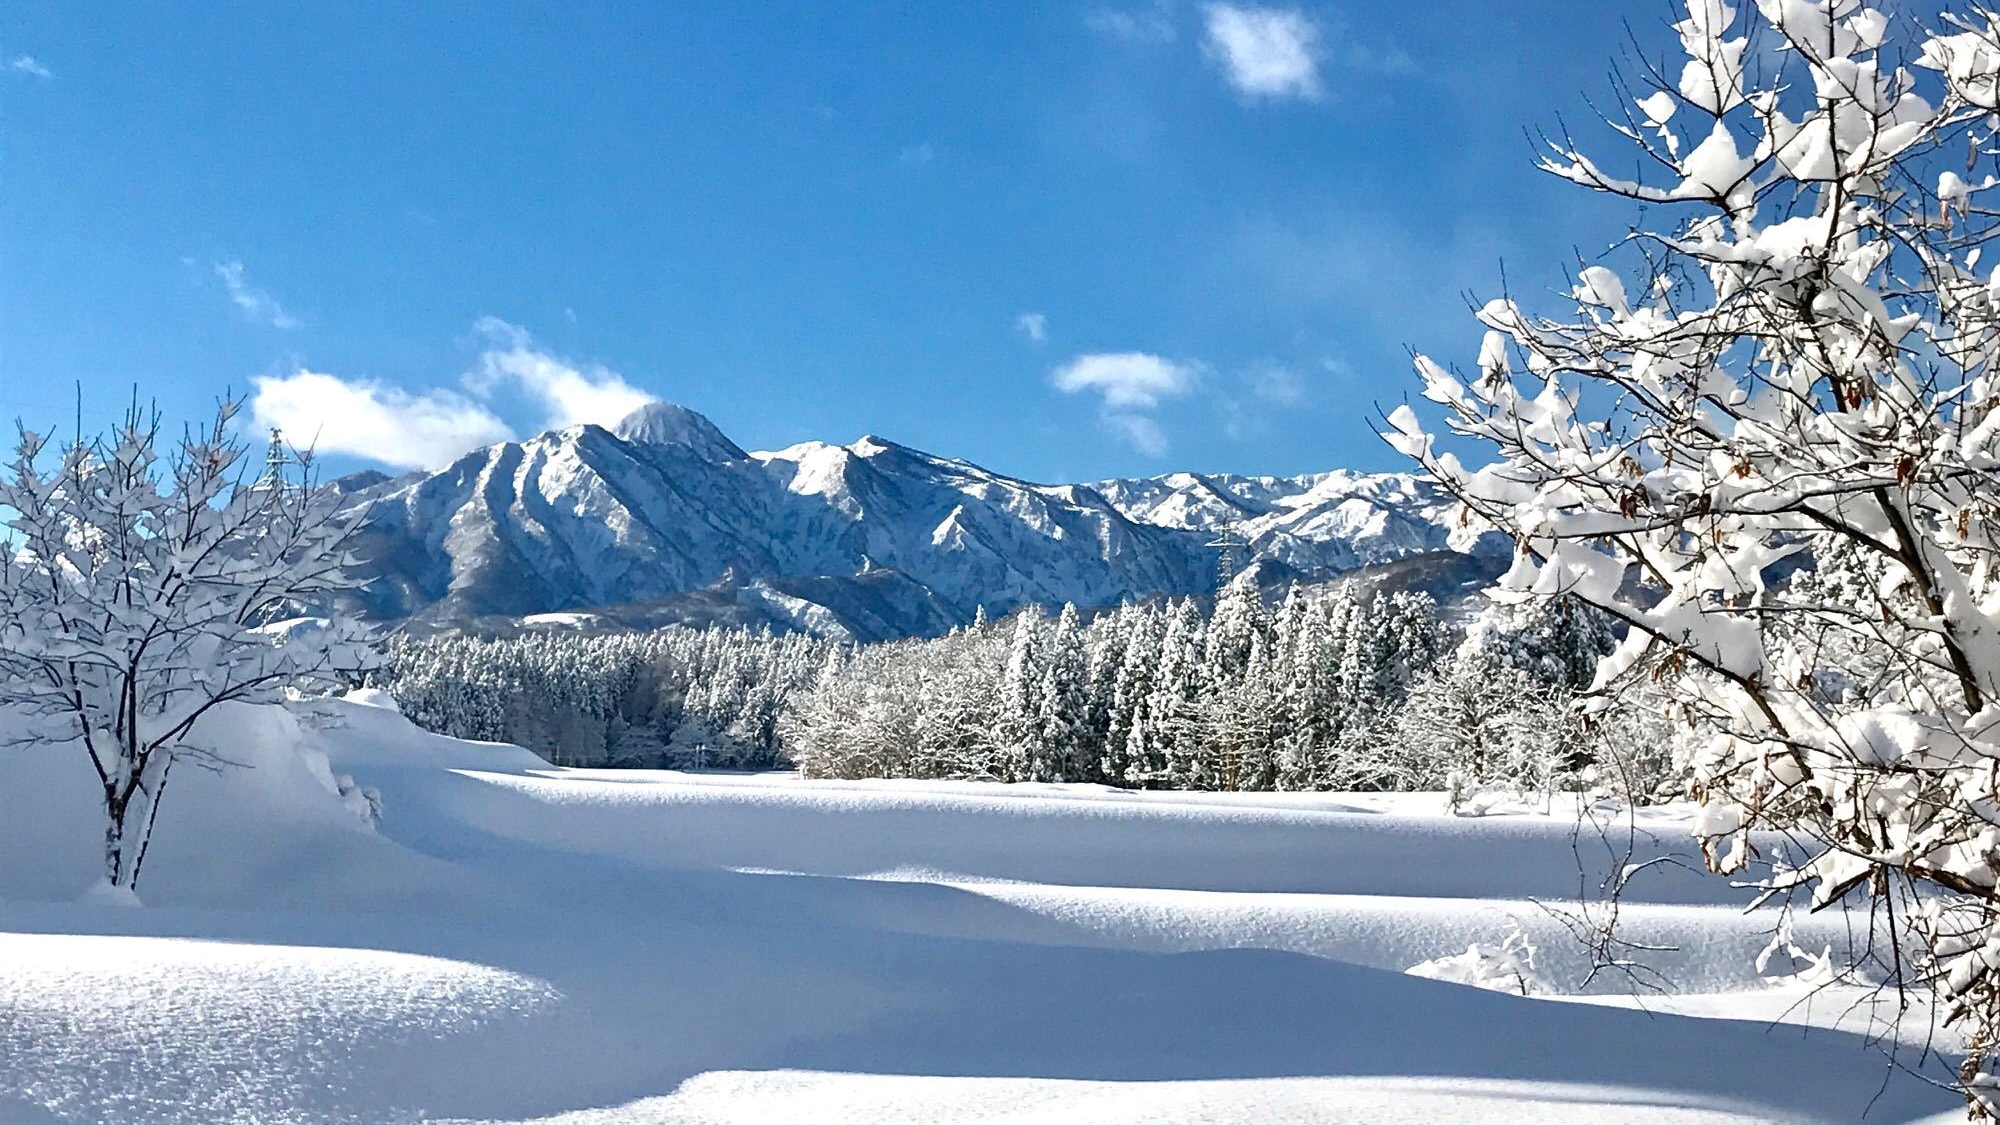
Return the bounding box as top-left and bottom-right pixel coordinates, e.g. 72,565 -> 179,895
333,403 -> 1503,640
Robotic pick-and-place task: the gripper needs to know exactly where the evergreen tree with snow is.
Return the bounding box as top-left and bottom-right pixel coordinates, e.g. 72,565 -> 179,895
1148,598 -> 1208,788
997,609 -> 1048,782
1030,604 -> 1089,782
1103,603 -> 1164,784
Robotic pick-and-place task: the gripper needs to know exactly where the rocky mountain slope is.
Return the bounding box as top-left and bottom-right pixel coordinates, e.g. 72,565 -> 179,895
335,403 -> 1503,640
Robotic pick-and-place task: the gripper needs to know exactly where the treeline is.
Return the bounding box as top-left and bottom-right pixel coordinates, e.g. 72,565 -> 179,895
787,584 -> 1662,799
377,582 -> 1676,801
375,627 -> 835,768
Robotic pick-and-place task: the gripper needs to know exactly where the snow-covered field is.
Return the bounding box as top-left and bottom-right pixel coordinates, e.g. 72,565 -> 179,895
0,695 -> 1969,1123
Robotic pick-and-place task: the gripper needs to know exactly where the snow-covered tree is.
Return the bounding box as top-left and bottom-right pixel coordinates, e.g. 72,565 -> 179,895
1148,598 -> 1208,787
1103,603 -> 1164,784
0,405 -> 368,896
1383,1 -> 2000,1108
1470,596 -> 1619,693
1394,648 -> 1583,810
380,625 -> 834,770
997,610 -> 1048,782
1032,603 -> 1090,782
1209,632 -> 1281,791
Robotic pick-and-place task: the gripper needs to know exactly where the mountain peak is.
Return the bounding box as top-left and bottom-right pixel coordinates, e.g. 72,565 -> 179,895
613,402 -> 747,462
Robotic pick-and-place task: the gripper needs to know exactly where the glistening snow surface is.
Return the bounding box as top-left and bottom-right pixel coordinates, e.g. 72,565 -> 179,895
0,695 -> 1966,1123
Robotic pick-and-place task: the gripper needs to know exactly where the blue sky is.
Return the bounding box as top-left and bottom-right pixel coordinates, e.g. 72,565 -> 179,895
1,1 -> 1655,483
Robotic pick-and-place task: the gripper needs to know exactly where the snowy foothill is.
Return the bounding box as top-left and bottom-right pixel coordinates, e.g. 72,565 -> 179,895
0,692 -> 1967,1124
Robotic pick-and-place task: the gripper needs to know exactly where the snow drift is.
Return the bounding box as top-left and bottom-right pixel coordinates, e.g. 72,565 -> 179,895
0,695 -> 1966,1123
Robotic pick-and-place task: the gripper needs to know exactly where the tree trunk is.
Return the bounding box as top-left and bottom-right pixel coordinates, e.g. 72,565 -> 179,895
103,751 -> 168,891
102,793 -> 128,887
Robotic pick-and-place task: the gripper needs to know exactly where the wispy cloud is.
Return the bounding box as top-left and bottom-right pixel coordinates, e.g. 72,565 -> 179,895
1015,312 -> 1048,344
6,56 -> 52,80
249,372 -> 512,471
1214,363 -> 1310,441
898,142 -> 935,166
1086,3 -> 1176,44
1345,40 -> 1414,75
1202,4 -> 1323,101
466,317 -> 655,432
214,260 -> 302,330
1247,363 -> 1305,405
1103,413 -> 1171,457
1051,351 -> 1198,456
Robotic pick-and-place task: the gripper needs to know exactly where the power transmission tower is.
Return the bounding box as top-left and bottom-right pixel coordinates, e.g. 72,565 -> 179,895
1206,528 -> 1247,592
256,428 -> 292,493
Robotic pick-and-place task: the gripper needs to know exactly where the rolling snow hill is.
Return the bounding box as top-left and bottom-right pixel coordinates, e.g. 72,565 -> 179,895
0,693 -> 1964,1124
334,403 -> 1504,639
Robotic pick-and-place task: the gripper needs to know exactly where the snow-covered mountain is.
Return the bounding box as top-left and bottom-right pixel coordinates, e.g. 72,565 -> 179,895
335,402 -> 1503,640
1090,468 -> 1494,574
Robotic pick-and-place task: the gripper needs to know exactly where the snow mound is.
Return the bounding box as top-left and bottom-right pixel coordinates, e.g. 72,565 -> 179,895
0,696 -> 516,910
0,736 -> 1963,1123
73,880 -> 142,909
0,932 -> 558,1124
341,686 -> 401,713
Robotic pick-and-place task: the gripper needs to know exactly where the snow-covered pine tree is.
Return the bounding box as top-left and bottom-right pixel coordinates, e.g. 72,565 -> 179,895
1290,587 -> 1359,787
997,609 -> 1048,783
0,403 -> 368,896
1205,579 -> 1266,685
1148,598 -> 1208,788
1032,603 -> 1090,782
1103,602 -> 1164,784
1216,632 -> 1281,791
1373,591 -> 1447,703
1081,604 -> 1132,775
1473,595 -> 1619,693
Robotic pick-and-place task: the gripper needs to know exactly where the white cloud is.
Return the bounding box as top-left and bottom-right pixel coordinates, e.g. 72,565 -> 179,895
899,142 -> 935,166
7,56 -> 51,80
1051,351 -> 1196,409
249,371 -> 513,471
1051,351 -> 1197,456
246,319 -> 660,470
1202,4 -> 1323,101
466,317 -> 655,431
1015,312 -> 1048,343
1103,412 -> 1170,456
214,260 -> 301,330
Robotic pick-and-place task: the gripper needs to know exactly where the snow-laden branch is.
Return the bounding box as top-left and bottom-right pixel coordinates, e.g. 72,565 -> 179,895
1391,1 -> 2000,1112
